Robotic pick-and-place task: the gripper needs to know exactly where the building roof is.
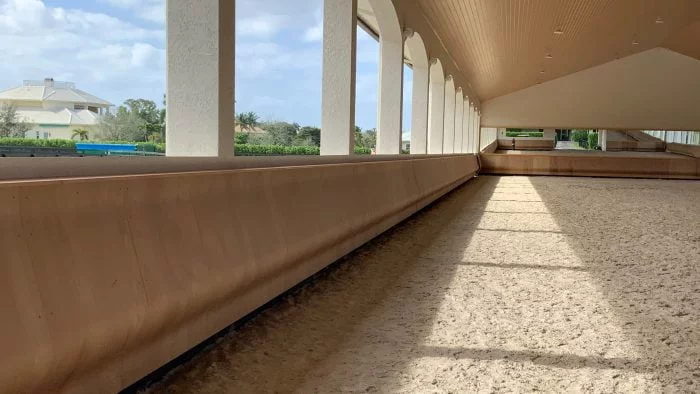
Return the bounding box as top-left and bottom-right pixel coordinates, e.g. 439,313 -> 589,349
17,108 -> 101,127
0,79 -> 112,107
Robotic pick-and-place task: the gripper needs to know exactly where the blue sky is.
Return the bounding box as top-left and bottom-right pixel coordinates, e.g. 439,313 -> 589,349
0,0 -> 413,132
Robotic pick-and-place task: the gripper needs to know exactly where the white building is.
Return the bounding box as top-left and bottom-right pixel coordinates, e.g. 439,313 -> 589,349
0,78 -> 112,140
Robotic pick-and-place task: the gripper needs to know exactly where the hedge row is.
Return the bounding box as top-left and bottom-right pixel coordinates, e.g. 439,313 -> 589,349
0,138 -> 77,148
235,144 -> 372,156
0,138 -> 373,156
505,132 -> 544,138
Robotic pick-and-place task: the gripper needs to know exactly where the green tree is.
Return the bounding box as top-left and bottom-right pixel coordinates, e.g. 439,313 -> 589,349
358,128 -> 377,150
0,104 -> 32,138
571,130 -> 590,148
71,128 -> 90,141
262,121 -> 299,146
235,132 -> 250,145
588,132 -> 599,150
354,126 -> 364,148
236,112 -> 260,132
298,126 -> 321,147
97,106 -> 147,141
124,98 -> 164,139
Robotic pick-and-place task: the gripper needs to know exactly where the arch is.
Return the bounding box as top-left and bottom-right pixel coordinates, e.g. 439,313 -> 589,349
364,0 -> 402,42
363,0 -> 403,154
428,58 -> 445,154
442,76 -> 456,153
405,31 -> 429,154
454,87 -> 464,153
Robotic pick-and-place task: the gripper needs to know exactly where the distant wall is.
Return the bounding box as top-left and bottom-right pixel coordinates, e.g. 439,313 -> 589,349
667,143 -> 700,158
482,48 -> 700,131
480,151 -> 698,179
23,125 -> 98,140
0,155 -> 478,393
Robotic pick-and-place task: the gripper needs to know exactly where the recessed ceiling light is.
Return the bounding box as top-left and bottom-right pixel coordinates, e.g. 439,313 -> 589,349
655,17 -> 664,24
545,53 -> 553,59
554,29 -> 563,35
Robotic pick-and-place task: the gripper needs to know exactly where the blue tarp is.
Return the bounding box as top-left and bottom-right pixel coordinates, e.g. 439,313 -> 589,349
76,143 -> 137,152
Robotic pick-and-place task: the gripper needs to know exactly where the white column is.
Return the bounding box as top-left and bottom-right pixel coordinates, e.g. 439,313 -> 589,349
466,104 -> 473,153
166,0 -> 235,157
543,129 -> 556,141
462,99 -> 471,153
469,104 -> 477,153
454,88 -> 463,153
442,76 -> 456,153
320,0 -> 357,155
375,32 -> 404,154
601,129 -> 607,151
475,110 -> 481,152
427,60 -> 445,154
409,59 -> 429,155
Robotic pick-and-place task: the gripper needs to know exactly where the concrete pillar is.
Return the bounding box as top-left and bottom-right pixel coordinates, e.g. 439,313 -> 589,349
375,32 -> 404,154
408,54 -> 429,154
442,76 -> 456,153
166,0 -> 235,157
475,110 -> 481,152
427,59 -> 444,154
601,129 -> 607,151
466,104 -> 473,153
320,0 -> 357,155
462,99 -> 471,153
454,88 -> 463,153
543,129 -> 556,141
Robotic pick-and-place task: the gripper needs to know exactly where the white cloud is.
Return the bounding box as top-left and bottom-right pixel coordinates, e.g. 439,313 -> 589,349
303,21 -> 322,42
303,7 -> 323,42
100,0 -> 164,23
238,14 -> 287,38
0,0 -> 164,106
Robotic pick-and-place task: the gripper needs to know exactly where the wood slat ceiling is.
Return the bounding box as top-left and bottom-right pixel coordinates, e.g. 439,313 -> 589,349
418,0 -> 700,100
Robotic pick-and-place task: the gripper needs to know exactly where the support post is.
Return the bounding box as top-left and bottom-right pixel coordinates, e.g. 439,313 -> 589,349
321,0 -> 357,155
442,76 -> 455,153
409,41 -> 429,154
166,0 -> 235,157
601,129 -> 608,151
375,30 -> 404,154
454,88 -> 463,153
462,99 -> 471,153
427,59 -> 444,154
475,110 -> 481,152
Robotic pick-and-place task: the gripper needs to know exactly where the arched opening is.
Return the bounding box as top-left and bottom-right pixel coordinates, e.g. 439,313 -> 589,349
404,30 -> 429,154
428,58 -> 445,154
442,76 -> 456,153
402,63 -> 412,153
358,0 -> 403,154
354,22 -> 380,154
454,88 -> 464,153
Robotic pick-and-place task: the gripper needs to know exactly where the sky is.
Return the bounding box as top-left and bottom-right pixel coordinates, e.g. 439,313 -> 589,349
0,0 -> 413,133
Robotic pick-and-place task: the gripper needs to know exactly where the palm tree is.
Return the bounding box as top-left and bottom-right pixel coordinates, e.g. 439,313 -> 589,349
236,112 -> 259,132
71,128 -> 90,141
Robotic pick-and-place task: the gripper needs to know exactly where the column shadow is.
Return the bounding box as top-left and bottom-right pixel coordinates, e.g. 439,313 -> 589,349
528,176 -> 700,390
